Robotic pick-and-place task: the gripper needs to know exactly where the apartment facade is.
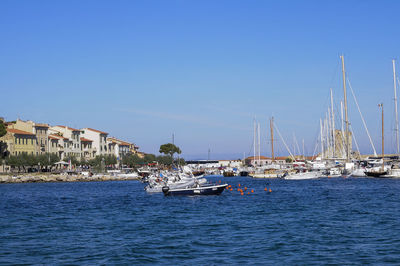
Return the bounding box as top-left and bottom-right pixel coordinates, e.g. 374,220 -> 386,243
81,128 -> 108,156
34,124 -> 49,155
0,128 -> 36,156
80,137 -> 95,160
50,126 -> 81,158
107,137 -> 132,160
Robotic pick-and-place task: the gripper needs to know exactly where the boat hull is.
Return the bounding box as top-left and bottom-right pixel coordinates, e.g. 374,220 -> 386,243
163,184 -> 228,196
365,171 -> 388,178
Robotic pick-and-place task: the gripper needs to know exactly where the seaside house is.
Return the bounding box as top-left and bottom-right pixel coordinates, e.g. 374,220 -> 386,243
33,123 -> 49,155
50,126 -> 82,158
80,128 -> 108,156
246,156 -> 273,166
218,160 -> 243,168
80,137 -> 95,160
47,133 -> 71,160
106,138 -> 116,158
107,137 -> 132,161
0,128 -> 36,156
6,119 -> 50,155
129,143 -> 139,155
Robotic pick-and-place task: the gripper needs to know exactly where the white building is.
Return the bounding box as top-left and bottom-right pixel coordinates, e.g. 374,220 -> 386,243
218,160 -> 243,168
47,133 -> 71,160
50,126 -> 82,158
107,137 -> 132,160
80,128 -> 108,156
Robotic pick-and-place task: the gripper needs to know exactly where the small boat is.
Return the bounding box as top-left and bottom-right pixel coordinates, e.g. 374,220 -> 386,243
239,171 -> 249,176
162,183 -> 228,196
350,167 -> 367,177
365,103 -> 389,178
365,170 -> 388,178
283,170 -> 321,180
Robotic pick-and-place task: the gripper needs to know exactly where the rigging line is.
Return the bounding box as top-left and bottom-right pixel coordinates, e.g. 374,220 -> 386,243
274,122 -> 296,161
312,132 -> 319,159
293,133 -> 301,156
310,119 -> 322,159
347,77 -> 378,156
350,125 -> 361,159
329,59 -> 341,89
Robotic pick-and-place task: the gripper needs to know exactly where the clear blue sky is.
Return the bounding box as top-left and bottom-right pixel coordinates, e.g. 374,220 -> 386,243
1,0 -> 400,159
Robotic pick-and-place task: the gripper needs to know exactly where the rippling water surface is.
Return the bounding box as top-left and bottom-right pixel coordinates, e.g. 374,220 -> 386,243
1,176 -> 400,264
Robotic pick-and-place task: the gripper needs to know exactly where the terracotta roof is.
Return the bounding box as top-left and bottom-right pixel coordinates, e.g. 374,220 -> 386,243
48,134 -> 69,140
80,137 -> 93,142
275,156 -> 291,160
34,123 -> 49,128
119,141 -> 131,146
7,129 -> 35,136
107,137 -> 131,146
56,125 -> 80,132
86,128 -> 108,135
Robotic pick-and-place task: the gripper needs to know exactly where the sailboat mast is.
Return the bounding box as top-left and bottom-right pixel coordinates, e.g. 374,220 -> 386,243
320,119 -> 324,158
393,59 -> 399,154
379,103 -> 384,171
270,117 -> 275,162
341,55 -> 350,162
258,123 -> 261,165
253,118 -> 256,166
330,88 -> 335,158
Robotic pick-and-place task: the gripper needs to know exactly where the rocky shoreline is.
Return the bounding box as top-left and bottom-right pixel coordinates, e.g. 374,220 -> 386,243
0,173 -> 141,183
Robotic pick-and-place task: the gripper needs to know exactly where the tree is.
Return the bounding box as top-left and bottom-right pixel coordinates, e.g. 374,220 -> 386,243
174,158 -> 186,166
159,143 -> 181,158
105,154 -> 117,166
0,120 -> 7,159
143,153 -> 156,164
0,120 -> 6,138
156,155 -> 173,166
285,157 -> 293,163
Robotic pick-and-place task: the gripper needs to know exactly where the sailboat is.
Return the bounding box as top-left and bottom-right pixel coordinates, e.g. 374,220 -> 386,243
365,104 -> 388,177
381,59 -> 400,178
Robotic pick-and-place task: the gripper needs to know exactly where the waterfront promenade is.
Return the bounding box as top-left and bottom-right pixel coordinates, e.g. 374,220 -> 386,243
0,173 -> 140,183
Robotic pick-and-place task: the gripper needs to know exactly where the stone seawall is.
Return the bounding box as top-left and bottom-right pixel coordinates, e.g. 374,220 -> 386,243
0,174 -> 140,183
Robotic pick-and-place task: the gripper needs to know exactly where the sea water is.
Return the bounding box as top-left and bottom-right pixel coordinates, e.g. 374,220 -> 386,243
1,176 -> 400,264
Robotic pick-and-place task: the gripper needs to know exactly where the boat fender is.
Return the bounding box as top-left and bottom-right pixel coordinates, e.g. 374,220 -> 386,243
162,186 -> 169,193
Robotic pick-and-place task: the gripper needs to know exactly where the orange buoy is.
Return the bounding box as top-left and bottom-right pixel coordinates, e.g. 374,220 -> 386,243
240,192 -> 244,196
244,187 -> 247,191
251,189 -> 254,193
264,187 -> 267,191
238,183 -> 241,187
269,188 -> 272,192
247,192 -> 250,195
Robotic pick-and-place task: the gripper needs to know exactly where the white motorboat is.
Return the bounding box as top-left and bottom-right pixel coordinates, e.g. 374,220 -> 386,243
327,167 -> 342,178
283,171 -> 322,180
144,166 -> 207,193
350,167 -> 367,177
